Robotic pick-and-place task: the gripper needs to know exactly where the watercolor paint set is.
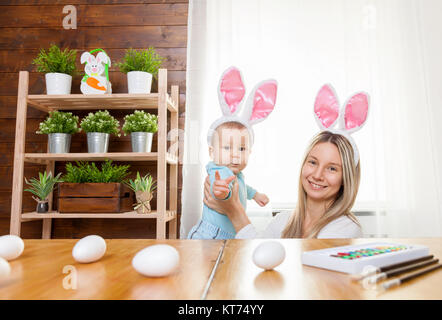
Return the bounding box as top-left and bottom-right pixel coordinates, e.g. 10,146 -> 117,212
301,242 -> 430,274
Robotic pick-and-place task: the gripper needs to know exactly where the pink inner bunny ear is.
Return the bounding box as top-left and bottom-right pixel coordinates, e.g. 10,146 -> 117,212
314,84 -> 340,129
249,81 -> 277,122
220,67 -> 245,114
88,57 -> 92,63
344,93 -> 369,130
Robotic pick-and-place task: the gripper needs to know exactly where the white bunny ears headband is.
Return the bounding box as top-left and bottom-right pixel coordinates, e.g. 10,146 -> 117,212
207,66 -> 278,146
313,84 -> 370,165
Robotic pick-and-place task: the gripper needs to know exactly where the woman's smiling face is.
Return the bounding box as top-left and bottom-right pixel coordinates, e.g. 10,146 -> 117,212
301,141 -> 343,203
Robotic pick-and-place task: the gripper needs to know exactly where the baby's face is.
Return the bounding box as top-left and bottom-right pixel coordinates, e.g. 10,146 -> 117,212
210,127 -> 251,174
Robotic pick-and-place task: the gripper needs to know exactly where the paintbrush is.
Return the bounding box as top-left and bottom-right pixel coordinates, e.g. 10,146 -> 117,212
350,255 -> 434,281
381,263 -> 442,290
366,258 -> 438,284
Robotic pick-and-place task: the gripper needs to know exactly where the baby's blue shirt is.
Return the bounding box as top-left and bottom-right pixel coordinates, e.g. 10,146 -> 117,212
202,161 -> 257,235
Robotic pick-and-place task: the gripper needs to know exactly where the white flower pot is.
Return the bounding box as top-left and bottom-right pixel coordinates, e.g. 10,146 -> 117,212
127,71 -> 153,94
45,73 -> 72,95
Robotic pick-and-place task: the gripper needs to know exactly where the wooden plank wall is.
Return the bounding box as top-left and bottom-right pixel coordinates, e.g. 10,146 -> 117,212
0,0 -> 187,238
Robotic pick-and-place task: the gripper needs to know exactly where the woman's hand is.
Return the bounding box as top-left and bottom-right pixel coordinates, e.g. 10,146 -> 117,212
203,171 -> 251,232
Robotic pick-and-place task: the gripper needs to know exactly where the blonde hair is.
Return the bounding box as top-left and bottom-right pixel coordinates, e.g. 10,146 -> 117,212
281,131 -> 361,238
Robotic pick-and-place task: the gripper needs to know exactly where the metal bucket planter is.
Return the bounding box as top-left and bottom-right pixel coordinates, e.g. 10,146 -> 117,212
87,132 -> 109,153
48,133 -> 71,153
131,132 -> 153,153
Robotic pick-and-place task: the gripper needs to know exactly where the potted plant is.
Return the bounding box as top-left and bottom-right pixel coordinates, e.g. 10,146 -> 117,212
80,110 -> 120,153
116,47 -> 164,94
32,44 -> 77,95
122,110 -> 158,152
125,172 -> 156,214
36,111 -> 81,153
58,160 -> 132,213
24,171 -> 63,213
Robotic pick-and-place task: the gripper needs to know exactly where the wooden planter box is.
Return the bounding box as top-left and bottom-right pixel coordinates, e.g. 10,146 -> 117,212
57,183 -> 134,213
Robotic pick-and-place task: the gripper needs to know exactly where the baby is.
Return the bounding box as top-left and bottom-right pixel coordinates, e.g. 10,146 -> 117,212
187,66 -> 278,239
188,121 -> 269,239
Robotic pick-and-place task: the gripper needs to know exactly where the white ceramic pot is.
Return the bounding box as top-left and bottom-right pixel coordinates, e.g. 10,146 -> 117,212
127,71 -> 153,94
45,73 -> 72,95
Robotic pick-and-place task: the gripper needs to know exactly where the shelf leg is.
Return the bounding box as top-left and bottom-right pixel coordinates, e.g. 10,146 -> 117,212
168,163 -> 178,239
157,218 -> 166,240
10,71 -> 29,236
42,161 -> 55,239
168,85 -> 179,239
157,68 -> 168,239
42,219 -> 52,239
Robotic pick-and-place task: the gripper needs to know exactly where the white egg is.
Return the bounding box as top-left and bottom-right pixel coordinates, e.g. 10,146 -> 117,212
132,244 -> 179,277
72,235 -> 106,263
0,257 -> 11,279
252,241 -> 286,270
0,235 -> 25,261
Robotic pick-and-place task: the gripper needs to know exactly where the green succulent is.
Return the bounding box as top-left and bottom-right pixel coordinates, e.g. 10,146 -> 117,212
125,172 -> 156,193
36,111 -> 81,135
32,44 -> 77,76
80,110 -> 120,136
62,160 -> 131,183
24,171 -> 63,202
122,110 -> 158,135
116,47 -> 164,77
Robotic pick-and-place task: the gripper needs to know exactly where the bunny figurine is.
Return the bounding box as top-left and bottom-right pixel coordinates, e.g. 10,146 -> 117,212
188,66 -> 278,240
313,84 -> 369,165
80,49 -> 112,94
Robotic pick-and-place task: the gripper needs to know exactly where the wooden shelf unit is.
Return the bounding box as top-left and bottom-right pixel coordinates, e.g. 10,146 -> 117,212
10,69 -> 179,240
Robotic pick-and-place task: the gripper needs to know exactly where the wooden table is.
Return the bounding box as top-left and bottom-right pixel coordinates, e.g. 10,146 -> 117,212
0,239 -> 223,300
206,238 -> 442,300
0,238 -> 441,300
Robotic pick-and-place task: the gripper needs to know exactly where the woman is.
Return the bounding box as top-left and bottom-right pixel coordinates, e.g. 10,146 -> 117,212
203,131 -> 363,239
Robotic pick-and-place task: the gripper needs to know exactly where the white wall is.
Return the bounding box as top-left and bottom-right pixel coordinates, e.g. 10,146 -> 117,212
418,0 -> 442,236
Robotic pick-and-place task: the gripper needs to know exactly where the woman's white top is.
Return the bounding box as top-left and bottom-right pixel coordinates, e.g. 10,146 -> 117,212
236,211 -> 363,239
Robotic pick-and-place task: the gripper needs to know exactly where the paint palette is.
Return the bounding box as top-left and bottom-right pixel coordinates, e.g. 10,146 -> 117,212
301,242 -> 429,274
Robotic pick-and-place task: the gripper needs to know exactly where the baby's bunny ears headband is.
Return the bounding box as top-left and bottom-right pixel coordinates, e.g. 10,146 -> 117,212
313,84 -> 370,165
207,66 -> 278,146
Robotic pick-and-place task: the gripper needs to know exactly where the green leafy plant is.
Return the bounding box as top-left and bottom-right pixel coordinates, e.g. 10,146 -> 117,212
32,44 -> 77,76
122,110 -> 158,135
80,110 -> 120,136
62,160 -> 130,183
36,111 -> 81,135
116,48 -> 164,77
125,172 -> 157,193
24,171 -> 63,202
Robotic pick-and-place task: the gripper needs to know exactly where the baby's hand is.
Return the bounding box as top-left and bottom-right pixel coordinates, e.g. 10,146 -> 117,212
253,192 -> 269,207
212,170 -> 235,200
